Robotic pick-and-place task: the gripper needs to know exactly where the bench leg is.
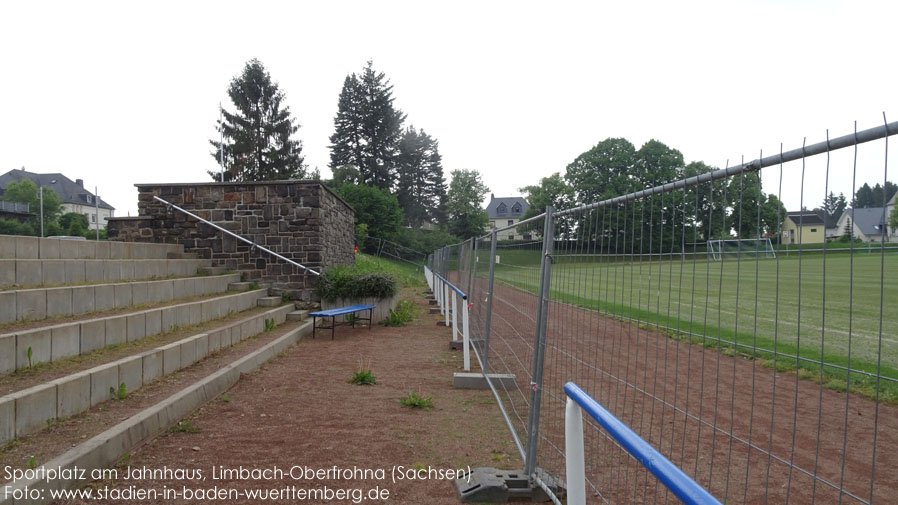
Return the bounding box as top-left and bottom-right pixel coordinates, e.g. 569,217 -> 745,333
332,316 -> 336,340
369,308 -> 373,331
312,316 -> 317,339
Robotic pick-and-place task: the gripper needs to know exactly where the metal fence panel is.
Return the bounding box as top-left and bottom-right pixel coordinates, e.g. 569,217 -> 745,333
430,119 -> 898,505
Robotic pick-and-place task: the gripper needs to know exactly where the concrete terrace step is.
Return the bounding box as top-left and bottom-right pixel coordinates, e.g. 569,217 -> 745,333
256,296 -> 283,307
166,251 -> 199,259
0,258 -> 212,289
0,304 -> 295,445
286,310 -> 308,322
198,265 -> 229,276
227,281 -> 255,292
0,273 -> 241,325
0,289 -> 267,375
0,235 -> 183,260
0,318 -> 313,505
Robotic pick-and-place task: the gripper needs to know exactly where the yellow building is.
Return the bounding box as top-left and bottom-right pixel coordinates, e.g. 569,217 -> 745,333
781,211 -> 825,245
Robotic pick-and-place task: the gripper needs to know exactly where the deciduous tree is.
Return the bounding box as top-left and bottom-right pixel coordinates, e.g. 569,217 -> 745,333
447,169 -> 489,239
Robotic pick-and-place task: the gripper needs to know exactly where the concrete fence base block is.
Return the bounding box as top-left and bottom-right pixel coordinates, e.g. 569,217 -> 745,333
89,366 -> 119,407
449,338 -> 483,351
452,373 -> 517,390
437,320 -> 451,327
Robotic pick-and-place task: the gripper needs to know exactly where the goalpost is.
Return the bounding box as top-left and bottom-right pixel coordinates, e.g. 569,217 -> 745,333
707,238 -> 776,260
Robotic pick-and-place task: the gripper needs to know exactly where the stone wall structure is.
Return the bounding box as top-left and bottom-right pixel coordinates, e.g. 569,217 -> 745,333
107,181 -> 354,299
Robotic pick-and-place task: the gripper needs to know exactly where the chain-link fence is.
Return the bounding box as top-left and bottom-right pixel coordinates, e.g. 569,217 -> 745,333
431,119 -> 898,504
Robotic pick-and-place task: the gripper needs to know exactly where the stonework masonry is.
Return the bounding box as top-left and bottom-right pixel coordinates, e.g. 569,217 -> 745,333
107,181 -> 355,299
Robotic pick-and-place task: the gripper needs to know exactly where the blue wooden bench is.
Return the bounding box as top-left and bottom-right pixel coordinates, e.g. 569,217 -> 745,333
308,304 -> 376,340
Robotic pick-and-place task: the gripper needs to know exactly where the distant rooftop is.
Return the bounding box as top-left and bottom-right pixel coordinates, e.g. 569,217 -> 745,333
0,168 -> 114,210
486,194 -> 529,219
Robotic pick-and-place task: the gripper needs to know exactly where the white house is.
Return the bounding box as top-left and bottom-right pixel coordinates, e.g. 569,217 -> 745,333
485,194 -> 537,241
834,207 -> 891,243
0,168 -> 114,230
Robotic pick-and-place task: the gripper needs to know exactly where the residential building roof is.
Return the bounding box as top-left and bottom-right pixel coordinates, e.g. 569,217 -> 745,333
844,207 -> 889,236
0,169 -> 114,210
786,211 -> 825,226
485,194 -> 529,219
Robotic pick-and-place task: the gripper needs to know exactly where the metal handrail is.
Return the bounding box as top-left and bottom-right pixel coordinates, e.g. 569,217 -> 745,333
564,382 -> 723,505
153,195 -> 320,276
432,271 -> 467,300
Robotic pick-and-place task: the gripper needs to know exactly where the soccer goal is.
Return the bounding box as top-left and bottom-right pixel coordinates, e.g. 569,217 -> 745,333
707,238 -> 776,260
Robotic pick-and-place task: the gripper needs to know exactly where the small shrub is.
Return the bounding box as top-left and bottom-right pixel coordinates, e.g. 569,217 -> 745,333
221,395 -> 232,403
316,266 -> 397,302
168,420 -> 201,433
27,347 -> 33,369
110,382 -> 127,400
27,456 -> 36,469
264,318 -> 275,332
349,359 -> 376,385
399,392 -> 433,410
349,369 -> 377,385
381,300 -> 417,327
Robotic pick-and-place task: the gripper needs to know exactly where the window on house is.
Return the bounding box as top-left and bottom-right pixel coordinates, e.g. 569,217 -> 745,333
810,228 -> 817,232
497,203 -> 507,214
91,214 -> 96,223
512,203 -> 522,214
508,235 -> 514,240
507,220 -> 514,226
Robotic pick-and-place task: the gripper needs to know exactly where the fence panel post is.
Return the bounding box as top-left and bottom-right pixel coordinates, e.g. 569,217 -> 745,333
483,229 -> 498,374
469,238 -> 479,309
565,398 -> 586,505
451,290 -> 459,341
463,298 -> 470,371
525,207 -> 555,477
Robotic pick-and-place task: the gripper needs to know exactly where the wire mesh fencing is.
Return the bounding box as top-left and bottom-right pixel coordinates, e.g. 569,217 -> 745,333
432,119 -> 898,505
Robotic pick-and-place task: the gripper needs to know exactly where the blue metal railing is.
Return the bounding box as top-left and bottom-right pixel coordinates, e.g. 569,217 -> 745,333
564,382 -> 723,505
432,271 -> 467,300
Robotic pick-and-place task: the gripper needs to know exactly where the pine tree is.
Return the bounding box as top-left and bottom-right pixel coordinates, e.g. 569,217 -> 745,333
396,126 -> 447,227
209,59 -> 307,182
328,61 -> 406,190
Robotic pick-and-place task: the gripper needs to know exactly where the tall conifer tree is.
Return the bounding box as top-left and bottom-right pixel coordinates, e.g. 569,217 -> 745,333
209,59 -> 307,181
396,126 -> 447,227
329,61 -> 406,190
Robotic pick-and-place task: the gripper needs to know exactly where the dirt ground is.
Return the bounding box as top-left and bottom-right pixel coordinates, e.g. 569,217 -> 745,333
478,278 -> 898,505
53,290 -> 525,505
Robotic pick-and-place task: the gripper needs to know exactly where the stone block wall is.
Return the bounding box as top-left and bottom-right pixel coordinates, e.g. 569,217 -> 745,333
107,181 -> 355,298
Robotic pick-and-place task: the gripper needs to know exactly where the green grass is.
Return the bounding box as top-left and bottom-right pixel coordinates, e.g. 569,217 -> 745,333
355,253 -> 425,288
486,246 -> 898,402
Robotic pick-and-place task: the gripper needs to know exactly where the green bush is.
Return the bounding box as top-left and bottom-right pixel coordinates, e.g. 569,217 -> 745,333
381,300 -> 417,327
316,265 -> 397,302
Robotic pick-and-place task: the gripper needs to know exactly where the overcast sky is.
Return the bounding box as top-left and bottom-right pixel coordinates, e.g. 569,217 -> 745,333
1,0 -> 895,217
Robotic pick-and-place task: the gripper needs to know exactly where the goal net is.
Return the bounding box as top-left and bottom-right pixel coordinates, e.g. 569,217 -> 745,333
707,238 -> 776,261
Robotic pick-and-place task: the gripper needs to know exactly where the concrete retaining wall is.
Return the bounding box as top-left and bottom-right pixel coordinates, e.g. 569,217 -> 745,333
0,236 -> 183,261
0,289 -> 267,375
0,304 -> 293,445
0,258 -> 211,289
0,273 -> 240,325
321,294 -> 401,324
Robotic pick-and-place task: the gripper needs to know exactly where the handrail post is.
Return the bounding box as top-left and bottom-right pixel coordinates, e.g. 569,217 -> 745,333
483,229 -> 497,374
462,297 -> 470,371
451,290 -> 459,342
525,207 -> 555,477
565,397 -> 586,505
444,281 -> 450,327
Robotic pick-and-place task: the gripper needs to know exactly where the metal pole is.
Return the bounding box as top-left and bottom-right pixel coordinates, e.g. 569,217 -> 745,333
219,102 -> 225,183
94,186 -> 100,240
39,186 -> 44,237
451,289 -> 458,341
462,298 -> 470,371
482,228 -> 498,374
565,398 -> 586,505
525,206 -> 555,477
466,238 -> 475,298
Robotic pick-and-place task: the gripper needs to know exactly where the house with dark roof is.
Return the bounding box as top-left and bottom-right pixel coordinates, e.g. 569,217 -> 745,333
0,168 -> 114,230
782,211 -> 826,244
485,194 -> 537,241
834,207 -> 892,243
